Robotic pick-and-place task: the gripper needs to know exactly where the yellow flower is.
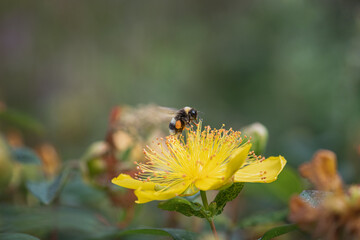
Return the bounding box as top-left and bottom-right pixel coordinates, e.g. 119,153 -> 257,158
112,121 -> 286,203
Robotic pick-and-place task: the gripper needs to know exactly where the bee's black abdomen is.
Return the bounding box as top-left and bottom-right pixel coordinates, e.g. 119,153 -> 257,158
169,117 -> 177,135
169,119 -> 176,130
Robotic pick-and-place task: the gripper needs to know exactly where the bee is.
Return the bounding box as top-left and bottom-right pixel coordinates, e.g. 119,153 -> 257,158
168,106 -> 198,135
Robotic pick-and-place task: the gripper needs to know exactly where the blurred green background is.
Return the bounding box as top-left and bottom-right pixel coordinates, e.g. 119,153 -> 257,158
1,0 -> 359,179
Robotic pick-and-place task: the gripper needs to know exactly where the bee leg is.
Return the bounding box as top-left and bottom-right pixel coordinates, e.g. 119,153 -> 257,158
190,119 -> 198,126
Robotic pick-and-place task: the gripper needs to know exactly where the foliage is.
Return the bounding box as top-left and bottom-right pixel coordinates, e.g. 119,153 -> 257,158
259,224 -> 298,240
26,169 -> 70,205
238,209 -> 288,228
210,183 -> 245,216
102,228 -> 197,240
0,233 -> 40,240
158,197 -> 205,218
12,147 -> 41,165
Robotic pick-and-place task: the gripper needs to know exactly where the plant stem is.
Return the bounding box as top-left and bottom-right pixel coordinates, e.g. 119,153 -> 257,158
200,191 -> 219,240
208,220 -> 219,240
200,190 -> 209,209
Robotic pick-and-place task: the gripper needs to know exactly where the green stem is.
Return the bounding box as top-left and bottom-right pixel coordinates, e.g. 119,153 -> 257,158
200,191 -> 219,240
200,191 -> 209,209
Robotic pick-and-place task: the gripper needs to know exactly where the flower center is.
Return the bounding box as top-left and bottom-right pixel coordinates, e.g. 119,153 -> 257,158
133,121 -> 261,190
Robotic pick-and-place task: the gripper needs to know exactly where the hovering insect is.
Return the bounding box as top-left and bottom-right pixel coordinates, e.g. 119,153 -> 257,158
166,106 -> 198,135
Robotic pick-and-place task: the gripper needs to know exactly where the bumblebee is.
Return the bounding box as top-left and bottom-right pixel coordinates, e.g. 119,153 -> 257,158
168,106 -> 198,135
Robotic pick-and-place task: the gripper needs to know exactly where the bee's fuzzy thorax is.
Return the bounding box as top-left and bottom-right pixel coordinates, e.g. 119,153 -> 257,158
183,106 -> 191,114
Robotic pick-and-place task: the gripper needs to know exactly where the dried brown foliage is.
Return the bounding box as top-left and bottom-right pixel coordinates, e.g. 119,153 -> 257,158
289,150 -> 360,240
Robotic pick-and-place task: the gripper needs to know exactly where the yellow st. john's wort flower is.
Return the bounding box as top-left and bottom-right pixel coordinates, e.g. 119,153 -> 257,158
112,121 -> 286,203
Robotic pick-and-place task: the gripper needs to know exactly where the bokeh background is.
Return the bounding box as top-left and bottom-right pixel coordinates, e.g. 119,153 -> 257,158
1,0 -> 359,178
0,1 -> 360,239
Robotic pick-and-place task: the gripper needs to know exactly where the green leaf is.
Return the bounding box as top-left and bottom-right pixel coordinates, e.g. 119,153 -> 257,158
0,233 -> 40,240
0,109 -> 44,135
26,169 -> 70,204
0,204 -> 116,239
211,182 -> 244,216
158,197 -> 206,218
259,224 -> 298,240
11,147 -> 41,165
299,190 -> 331,208
238,209 -> 288,228
108,227 -> 197,240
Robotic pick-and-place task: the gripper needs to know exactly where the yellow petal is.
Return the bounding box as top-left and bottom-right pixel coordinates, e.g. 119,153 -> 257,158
134,180 -> 192,204
195,177 -> 226,191
111,174 -> 155,190
234,155 -> 287,183
225,143 -> 252,179
195,143 -> 251,191
133,188 -> 154,204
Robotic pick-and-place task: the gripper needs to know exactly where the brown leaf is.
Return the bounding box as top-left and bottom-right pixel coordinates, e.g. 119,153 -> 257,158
299,150 -> 343,193
289,195 -> 319,231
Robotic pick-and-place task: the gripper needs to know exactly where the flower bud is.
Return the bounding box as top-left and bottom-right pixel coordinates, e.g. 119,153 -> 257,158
80,141 -> 109,183
241,122 -> 268,155
81,141 -> 109,162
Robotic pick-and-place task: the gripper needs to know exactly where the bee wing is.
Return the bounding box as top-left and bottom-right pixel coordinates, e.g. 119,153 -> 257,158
156,106 -> 179,116
130,105 -> 177,125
